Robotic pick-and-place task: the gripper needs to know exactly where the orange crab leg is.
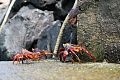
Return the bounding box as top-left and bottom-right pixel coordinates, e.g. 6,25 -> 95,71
82,47 -> 96,62
69,48 -> 81,62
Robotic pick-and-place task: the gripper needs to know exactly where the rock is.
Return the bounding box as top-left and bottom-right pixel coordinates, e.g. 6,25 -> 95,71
77,0 -> 120,63
0,0 -> 78,60
104,43 -> 120,63
10,0 -> 74,20
12,0 -> 57,10
29,0 -> 57,7
62,24 -> 77,45
0,0 -> 10,8
54,0 -> 75,20
3,5 -> 57,54
2,3 -> 77,57
36,20 -> 61,52
0,0 -> 10,24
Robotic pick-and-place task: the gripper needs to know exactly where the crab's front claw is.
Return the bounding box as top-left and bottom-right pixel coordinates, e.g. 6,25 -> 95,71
63,51 -> 69,62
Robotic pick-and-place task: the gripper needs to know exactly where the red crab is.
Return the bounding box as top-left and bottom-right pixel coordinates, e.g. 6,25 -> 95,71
13,49 -> 52,64
59,43 -> 96,63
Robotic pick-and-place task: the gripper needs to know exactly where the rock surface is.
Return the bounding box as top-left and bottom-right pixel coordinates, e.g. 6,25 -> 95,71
0,0 -> 77,60
77,0 -> 120,63
0,61 -> 120,80
4,5 -> 60,53
10,0 -> 74,20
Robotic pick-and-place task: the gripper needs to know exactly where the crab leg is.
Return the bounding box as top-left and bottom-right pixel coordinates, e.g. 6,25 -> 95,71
69,48 -> 81,62
82,47 -> 96,62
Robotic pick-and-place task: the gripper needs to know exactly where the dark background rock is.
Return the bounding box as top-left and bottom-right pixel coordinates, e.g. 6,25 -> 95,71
62,25 -> 77,45
10,0 -> 74,20
4,5 -> 56,53
36,20 -> 61,52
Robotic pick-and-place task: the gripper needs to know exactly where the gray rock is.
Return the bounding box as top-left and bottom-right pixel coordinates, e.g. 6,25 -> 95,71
0,0 -> 10,24
37,20 -> 61,51
3,5 -> 58,54
0,0 -> 76,60
10,0 -> 75,20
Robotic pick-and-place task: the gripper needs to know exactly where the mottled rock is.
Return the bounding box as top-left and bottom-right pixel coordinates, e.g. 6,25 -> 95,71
0,0 -> 77,60
36,20 -> 61,52
77,0 -> 120,63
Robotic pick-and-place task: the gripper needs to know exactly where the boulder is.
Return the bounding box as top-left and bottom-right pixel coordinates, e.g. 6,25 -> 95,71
4,5 -> 59,54
10,0 -> 74,20
77,0 -> 120,63
0,0 -> 77,60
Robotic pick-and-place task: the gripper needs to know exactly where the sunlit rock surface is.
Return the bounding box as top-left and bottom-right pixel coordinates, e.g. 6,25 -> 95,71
0,61 -> 120,80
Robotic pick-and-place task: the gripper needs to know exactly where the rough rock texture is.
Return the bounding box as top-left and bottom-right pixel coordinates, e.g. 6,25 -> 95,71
1,4 -> 76,56
54,0 -> 75,20
62,25 -> 77,45
1,0 -> 120,63
0,0 -> 11,60
4,5 -> 60,53
0,0 -> 77,60
12,0 -> 57,11
0,61 -> 120,80
77,0 -> 120,63
36,20 -> 61,52
10,0 -> 74,20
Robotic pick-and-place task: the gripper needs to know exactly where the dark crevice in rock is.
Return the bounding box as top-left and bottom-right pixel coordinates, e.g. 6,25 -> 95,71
94,0 -> 100,2
28,39 -> 38,51
54,0 -> 75,20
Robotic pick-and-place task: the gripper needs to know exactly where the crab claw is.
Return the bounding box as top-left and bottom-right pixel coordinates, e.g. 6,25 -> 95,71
63,51 -> 69,57
63,51 -> 69,62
